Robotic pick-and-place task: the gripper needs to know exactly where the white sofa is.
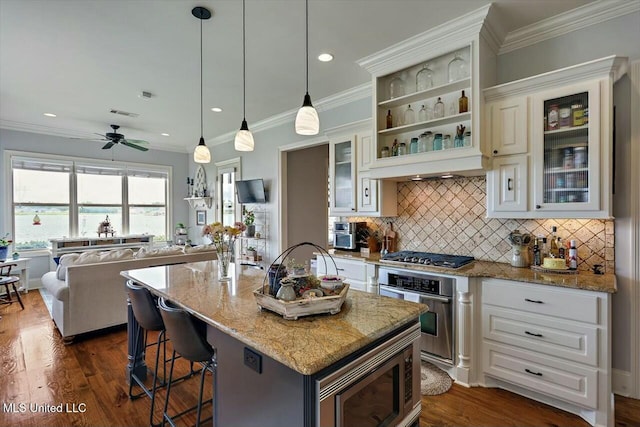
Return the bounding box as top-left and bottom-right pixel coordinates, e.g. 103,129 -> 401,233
41,246 -> 217,342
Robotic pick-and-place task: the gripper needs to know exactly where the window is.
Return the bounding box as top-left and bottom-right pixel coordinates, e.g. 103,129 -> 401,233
9,154 -> 170,250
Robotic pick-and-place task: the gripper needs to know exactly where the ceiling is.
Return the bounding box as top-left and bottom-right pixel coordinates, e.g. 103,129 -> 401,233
0,0 -> 595,153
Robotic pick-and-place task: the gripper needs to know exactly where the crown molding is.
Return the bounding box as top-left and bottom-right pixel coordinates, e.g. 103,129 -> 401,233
208,82 -> 372,146
499,0 -> 640,55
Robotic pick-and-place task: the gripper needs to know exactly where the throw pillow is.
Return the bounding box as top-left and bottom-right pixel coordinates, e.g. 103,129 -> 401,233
56,253 -> 81,281
184,244 -> 216,254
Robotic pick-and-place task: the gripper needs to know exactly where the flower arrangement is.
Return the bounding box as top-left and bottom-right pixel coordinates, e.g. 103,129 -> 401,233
0,233 -> 12,247
243,209 -> 255,226
202,222 -> 246,280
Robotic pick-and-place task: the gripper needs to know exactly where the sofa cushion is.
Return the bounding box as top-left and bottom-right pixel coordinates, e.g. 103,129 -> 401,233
184,244 -> 216,254
135,246 -> 184,258
56,253 -> 80,281
99,248 -> 134,262
42,271 -> 69,302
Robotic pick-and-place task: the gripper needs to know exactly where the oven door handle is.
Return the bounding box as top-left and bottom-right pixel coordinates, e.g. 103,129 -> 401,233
380,286 -> 452,304
419,294 -> 452,304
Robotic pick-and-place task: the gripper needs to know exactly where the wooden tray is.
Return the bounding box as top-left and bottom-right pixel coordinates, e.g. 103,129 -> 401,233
531,265 -> 578,275
254,284 -> 349,320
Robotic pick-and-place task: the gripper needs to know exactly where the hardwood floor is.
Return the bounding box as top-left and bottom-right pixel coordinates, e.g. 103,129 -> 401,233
1,291 -> 639,427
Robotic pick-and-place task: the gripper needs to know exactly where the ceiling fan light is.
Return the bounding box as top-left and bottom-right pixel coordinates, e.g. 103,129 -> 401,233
234,120 -> 255,151
295,94 -> 319,135
194,137 -> 211,163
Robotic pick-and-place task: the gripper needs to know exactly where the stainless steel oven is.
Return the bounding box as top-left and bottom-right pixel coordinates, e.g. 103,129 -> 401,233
379,266 -> 454,364
317,322 -> 421,427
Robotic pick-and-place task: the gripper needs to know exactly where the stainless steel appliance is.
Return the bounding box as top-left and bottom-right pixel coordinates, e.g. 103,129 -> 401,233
333,221 -> 367,251
380,250 -> 474,269
378,256 -> 462,364
317,322 -> 421,427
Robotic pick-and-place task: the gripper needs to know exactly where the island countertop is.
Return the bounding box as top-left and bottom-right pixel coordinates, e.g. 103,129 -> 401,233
121,261 -> 427,375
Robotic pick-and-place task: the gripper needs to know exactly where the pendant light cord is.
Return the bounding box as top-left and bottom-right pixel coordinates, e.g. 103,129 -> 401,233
243,0 -> 246,120
305,0 -> 309,94
200,16 -> 204,138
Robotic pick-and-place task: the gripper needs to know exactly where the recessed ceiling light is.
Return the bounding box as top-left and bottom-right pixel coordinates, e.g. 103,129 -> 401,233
43,113 -> 57,117
410,175 -> 423,181
318,53 -> 333,62
211,107 -> 223,112
161,133 -> 170,137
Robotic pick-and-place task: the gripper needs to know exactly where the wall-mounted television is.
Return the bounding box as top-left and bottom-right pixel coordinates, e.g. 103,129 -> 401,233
236,179 -> 267,204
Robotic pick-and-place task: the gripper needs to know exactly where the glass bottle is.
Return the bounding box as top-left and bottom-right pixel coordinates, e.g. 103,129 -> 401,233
386,109 -> 393,129
454,124 -> 465,148
442,134 -> 452,150
403,105 -> 415,125
419,131 -> 433,152
409,137 -> 419,154
434,97 -> 444,118
398,141 -> 407,155
418,105 -> 428,122
448,51 -> 467,83
463,131 -> 471,147
416,63 -> 434,91
548,226 -> 559,258
388,74 -> 405,99
391,139 -> 399,156
432,133 -> 443,151
458,90 -> 468,113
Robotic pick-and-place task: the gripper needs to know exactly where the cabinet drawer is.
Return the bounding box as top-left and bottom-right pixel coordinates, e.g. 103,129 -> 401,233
318,258 -> 366,282
483,306 -> 598,366
482,279 -> 599,324
483,342 -> 597,409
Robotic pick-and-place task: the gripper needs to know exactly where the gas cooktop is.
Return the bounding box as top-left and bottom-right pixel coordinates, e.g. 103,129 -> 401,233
380,251 -> 475,269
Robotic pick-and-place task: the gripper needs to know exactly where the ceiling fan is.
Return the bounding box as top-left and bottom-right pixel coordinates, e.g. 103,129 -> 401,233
97,124 -> 149,151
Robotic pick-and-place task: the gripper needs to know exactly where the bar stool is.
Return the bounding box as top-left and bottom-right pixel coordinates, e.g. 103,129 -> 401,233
158,297 -> 217,427
126,281 -> 174,427
0,263 -> 24,310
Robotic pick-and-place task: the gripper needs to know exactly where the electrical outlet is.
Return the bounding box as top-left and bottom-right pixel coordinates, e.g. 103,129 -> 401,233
244,347 -> 262,374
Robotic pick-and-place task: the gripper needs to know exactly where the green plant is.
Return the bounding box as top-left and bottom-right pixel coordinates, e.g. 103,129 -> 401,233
0,233 -> 12,247
246,246 -> 256,252
243,209 -> 255,226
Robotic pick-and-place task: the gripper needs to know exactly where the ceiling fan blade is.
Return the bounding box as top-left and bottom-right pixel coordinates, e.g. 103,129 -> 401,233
121,140 -> 149,151
102,141 -> 115,150
123,138 -> 149,145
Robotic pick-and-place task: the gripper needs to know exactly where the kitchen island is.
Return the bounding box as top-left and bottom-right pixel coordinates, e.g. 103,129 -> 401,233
121,261 -> 427,427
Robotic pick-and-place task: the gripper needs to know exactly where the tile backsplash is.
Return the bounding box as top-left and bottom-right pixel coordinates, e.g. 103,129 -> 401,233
359,176 -> 613,272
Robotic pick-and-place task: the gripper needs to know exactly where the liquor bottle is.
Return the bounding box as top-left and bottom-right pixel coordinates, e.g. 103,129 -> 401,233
533,238 -> 541,266
568,240 -> 578,270
548,226 -> 559,257
386,110 -> 393,129
557,237 -> 565,260
391,139 -> 399,156
458,90 -> 468,113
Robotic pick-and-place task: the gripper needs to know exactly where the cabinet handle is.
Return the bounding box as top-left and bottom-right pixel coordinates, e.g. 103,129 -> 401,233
507,178 -> 513,191
493,149 -> 498,155
525,368 -> 543,377
337,268 -> 345,271
364,187 -> 369,197
525,331 -> 543,338
524,298 -> 544,304
535,204 -> 541,209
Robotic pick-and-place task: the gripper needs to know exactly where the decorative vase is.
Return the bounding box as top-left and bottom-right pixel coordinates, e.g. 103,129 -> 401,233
216,246 -> 233,281
511,244 -> 529,268
245,224 -> 255,238
0,246 -> 8,262
268,264 -> 288,296
276,282 -> 296,301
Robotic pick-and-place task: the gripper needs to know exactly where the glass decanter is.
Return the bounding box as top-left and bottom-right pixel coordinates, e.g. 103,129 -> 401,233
415,63 -> 434,91
447,51 -> 467,83
388,74 -> 405,99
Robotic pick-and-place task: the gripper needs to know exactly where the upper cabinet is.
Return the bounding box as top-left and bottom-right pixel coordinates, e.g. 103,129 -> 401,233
328,121 -> 397,217
485,56 -> 628,219
357,4 -> 503,181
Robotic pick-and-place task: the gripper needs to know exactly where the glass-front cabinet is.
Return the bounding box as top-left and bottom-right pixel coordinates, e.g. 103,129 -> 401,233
329,138 -> 356,215
533,83 -> 600,212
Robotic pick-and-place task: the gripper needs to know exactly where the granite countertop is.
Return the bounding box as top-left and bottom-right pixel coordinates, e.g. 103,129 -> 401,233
121,261 -> 427,375
324,250 -> 616,293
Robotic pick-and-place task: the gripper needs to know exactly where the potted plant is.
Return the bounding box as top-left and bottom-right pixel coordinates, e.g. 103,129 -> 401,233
0,233 -> 12,262
246,246 -> 257,261
243,208 -> 255,237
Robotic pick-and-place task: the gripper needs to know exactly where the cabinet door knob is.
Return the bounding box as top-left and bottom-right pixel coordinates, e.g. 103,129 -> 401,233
493,149 -> 498,155
535,204 -> 541,209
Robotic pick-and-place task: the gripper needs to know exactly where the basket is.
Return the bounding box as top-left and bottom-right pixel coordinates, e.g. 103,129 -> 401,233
255,242 -> 348,320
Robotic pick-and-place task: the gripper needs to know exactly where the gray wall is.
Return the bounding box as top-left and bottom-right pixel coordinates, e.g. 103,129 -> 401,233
0,128 -> 191,285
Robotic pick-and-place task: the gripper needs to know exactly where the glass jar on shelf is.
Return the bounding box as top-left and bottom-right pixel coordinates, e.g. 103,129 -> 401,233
403,104 -> 415,125
463,131 -> 471,147
398,141 -> 407,156
434,97 -> 445,118
419,131 -> 433,152
442,134 -> 452,150
416,63 -> 434,91
409,138 -> 419,154
448,51 -> 467,83
433,133 -> 443,151
388,74 -> 405,99
380,146 -> 390,158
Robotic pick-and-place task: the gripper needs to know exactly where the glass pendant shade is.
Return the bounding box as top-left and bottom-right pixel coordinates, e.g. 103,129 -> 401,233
234,119 -> 255,151
194,137 -> 211,163
295,93 -> 319,135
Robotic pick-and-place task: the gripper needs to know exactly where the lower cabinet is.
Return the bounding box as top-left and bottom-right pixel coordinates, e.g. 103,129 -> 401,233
316,256 -> 376,292
480,279 -> 611,427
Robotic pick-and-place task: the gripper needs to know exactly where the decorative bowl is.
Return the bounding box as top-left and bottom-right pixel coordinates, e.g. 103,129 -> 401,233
320,275 -> 344,290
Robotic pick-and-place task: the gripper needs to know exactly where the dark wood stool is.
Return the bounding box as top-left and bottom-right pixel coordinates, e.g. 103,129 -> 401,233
0,264 -> 25,310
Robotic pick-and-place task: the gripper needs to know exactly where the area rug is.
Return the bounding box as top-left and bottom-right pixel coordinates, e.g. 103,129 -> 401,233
420,361 -> 453,395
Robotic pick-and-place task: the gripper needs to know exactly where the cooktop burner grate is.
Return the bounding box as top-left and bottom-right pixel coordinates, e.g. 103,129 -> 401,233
381,251 -> 475,269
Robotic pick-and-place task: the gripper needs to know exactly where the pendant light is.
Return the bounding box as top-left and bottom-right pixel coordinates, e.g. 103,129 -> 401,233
295,0 -> 319,135
234,0 -> 255,151
193,6 -> 211,163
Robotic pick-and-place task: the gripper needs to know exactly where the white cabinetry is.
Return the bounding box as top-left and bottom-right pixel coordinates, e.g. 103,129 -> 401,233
357,5 -> 500,180
481,279 -> 612,427
485,55 -> 627,219
316,256 -> 376,293
328,122 -> 397,217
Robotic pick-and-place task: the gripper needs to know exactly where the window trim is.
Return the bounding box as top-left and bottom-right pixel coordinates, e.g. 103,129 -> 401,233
4,150 -> 173,250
